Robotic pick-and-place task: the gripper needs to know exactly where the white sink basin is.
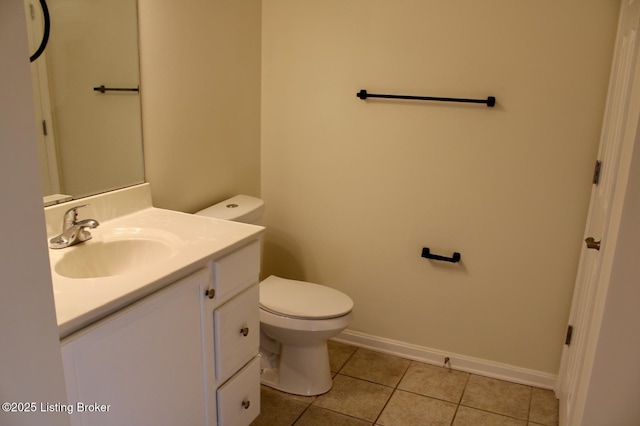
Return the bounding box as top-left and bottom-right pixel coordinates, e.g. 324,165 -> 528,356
53,227 -> 181,279
55,239 -> 173,279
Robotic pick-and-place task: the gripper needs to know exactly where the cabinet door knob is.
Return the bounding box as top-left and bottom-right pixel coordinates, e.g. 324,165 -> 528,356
242,399 -> 251,409
240,326 -> 249,337
205,289 -> 215,299
585,237 -> 601,251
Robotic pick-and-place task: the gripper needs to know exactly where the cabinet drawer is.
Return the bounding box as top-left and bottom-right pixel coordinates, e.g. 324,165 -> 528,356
216,356 -> 260,426
211,241 -> 260,300
214,284 -> 259,382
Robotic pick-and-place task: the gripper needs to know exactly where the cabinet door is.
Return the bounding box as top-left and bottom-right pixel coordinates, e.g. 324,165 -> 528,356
61,269 -> 213,426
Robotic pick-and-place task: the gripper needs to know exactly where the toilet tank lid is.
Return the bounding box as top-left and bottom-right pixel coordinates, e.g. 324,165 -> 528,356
195,195 -> 264,223
260,275 -> 353,319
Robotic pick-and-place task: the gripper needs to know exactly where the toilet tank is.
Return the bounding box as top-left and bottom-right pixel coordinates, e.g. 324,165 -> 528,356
195,195 -> 265,225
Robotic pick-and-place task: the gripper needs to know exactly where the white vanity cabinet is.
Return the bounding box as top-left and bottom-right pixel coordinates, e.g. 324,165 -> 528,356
61,240 -> 261,426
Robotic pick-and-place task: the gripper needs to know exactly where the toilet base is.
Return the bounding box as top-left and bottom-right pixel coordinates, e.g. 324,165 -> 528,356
259,342 -> 333,396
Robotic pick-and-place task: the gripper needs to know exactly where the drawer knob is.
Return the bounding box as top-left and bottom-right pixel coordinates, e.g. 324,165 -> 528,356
242,399 -> 251,409
205,289 -> 215,299
240,326 -> 249,337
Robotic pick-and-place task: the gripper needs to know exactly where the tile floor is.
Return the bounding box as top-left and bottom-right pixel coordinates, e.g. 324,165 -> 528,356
251,341 -> 559,426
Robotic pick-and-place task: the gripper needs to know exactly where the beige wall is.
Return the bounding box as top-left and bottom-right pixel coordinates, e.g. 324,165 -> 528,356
0,2 -> 69,424
261,0 -> 619,374
138,0 -> 262,213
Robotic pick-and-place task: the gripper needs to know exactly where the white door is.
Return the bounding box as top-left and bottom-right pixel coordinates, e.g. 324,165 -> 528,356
556,1 -> 640,425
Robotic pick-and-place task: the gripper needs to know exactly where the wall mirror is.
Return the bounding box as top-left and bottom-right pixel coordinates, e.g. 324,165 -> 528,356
24,0 -> 144,206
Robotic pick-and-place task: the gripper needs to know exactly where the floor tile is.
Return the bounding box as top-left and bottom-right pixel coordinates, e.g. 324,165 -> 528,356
398,361 -> 469,403
250,386 -> 309,426
376,390 -> 457,426
452,406 -> 527,426
340,348 -> 411,387
256,343 -> 559,426
460,375 -> 532,420
328,340 -> 358,373
313,374 -> 393,422
529,387 -> 559,425
295,406 -> 372,426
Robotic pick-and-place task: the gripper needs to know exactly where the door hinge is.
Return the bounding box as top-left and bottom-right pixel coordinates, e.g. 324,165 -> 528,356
593,160 -> 602,185
565,325 -> 573,346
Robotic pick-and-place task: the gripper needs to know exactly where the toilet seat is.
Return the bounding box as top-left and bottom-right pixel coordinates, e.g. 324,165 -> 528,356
260,275 -> 353,320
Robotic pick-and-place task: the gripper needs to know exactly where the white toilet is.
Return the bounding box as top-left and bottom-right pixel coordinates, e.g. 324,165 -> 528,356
196,195 -> 354,396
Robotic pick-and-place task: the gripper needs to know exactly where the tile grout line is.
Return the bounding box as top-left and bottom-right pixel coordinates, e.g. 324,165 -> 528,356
449,369 -> 472,425
292,346 -> 375,425
290,404 -> 310,426
527,385 -> 534,424
370,359 -> 413,425
456,377 -> 534,424
338,346 -> 360,374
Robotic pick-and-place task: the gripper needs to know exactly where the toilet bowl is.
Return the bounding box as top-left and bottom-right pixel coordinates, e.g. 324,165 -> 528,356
258,275 -> 353,395
195,196 -> 354,396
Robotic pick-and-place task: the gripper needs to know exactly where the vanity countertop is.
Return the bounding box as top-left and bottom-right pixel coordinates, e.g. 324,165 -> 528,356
47,186 -> 263,338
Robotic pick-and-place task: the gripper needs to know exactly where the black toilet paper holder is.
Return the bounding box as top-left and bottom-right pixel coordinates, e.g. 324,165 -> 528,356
421,247 -> 461,263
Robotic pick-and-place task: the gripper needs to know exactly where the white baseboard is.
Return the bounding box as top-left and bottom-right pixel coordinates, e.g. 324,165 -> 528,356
332,329 -> 557,390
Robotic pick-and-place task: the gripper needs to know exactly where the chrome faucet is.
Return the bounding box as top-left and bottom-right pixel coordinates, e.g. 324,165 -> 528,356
49,205 -> 100,249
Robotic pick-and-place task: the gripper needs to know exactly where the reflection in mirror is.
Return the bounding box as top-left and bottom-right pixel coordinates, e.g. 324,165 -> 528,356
25,0 -> 145,205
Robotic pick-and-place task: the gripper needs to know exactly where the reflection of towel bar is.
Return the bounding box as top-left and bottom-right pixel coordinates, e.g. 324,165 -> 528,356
357,89 -> 496,107
421,247 -> 461,263
93,85 -> 140,94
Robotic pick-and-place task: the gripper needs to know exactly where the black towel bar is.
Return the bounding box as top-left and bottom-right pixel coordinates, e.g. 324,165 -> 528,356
357,89 -> 495,107
93,85 -> 140,94
421,247 -> 461,263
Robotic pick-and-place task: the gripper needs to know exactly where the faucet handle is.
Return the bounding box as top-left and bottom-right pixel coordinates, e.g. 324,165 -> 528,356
62,204 -> 89,229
